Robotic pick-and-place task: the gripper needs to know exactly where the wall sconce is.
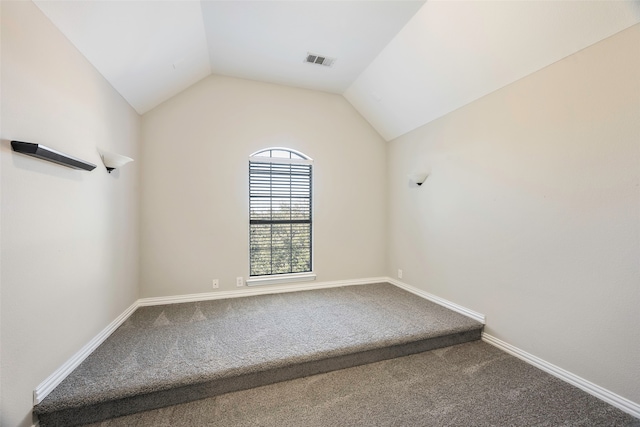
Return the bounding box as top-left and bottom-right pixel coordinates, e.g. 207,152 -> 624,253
98,148 -> 134,173
410,172 -> 429,186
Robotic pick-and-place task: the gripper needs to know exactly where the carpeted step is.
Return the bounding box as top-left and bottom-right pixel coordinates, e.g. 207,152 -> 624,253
34,283 -> 483,426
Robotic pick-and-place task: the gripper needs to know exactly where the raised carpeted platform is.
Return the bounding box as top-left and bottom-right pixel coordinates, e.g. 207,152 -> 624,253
34,283 -> 483,426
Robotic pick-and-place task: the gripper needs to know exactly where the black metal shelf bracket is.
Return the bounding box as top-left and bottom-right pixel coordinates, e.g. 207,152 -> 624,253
11,141 -> 96,171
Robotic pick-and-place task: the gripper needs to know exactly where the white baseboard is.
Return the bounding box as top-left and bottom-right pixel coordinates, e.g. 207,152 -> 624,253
33,277 -> 387,404
482,333 -> 640,419
33,301 -> 138,405
386,278 -> 486,324
138,276 -> 388,306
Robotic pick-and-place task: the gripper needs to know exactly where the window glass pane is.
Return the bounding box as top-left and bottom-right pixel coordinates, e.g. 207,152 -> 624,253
250,224 -> 272,276
271,149 -> 290,159
254,150 -> 271,157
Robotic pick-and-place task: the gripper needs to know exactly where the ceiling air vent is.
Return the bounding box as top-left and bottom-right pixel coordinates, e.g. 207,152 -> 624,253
305,53 -> 336,67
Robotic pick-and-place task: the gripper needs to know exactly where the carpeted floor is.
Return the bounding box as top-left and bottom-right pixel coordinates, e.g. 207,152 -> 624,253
84,340 -> 639,427
35,283 -> 483,426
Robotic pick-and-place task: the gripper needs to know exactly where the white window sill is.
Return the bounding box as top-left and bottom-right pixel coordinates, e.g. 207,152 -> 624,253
246,273 -> 317,287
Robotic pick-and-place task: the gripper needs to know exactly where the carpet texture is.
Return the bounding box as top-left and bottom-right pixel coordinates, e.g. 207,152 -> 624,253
84,341 -> 639,427
34,283 -> 483,426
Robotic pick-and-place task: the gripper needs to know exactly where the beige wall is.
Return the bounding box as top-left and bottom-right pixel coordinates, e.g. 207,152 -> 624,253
388,24 -> 640,403
140,75 -> 387,297
0,3 -> 140,426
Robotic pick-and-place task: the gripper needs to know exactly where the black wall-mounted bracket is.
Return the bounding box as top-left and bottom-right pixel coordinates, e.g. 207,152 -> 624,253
11,141 -> 96,171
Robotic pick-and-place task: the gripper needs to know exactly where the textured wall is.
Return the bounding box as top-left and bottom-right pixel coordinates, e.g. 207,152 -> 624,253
387,24 -> 640,404
0,3 -> 141,426
140,75 -> 387,297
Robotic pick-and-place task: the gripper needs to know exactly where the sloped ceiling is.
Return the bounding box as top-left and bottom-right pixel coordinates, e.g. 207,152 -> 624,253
201,1 -> 425,94
33,0 -> 212,115
34,1 -> 640,141
346,1 -> 640,141
33,0 -> 425,114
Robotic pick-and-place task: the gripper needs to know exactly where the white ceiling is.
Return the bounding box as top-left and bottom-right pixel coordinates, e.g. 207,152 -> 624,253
34,0 -> 212,115
201,1 -> 425,94
34,0 -> 425,115
34,0 -> 640,141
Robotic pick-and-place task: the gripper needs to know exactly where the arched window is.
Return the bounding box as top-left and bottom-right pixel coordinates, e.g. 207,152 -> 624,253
248,148 -> 313,278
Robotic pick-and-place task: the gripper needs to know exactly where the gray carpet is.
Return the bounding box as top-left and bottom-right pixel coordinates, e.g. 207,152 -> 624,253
83,340 -> 639,427
34,283 -> 483,426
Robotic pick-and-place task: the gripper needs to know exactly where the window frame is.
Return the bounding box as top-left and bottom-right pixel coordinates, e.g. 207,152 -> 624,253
246,148 -> 316,286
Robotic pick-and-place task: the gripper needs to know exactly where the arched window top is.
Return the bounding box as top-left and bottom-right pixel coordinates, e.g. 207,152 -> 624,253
250,147 -> 312,163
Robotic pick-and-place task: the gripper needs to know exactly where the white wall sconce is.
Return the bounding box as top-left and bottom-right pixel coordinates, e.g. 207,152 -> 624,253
98,148 -> 134,173
410,172 -> 429,186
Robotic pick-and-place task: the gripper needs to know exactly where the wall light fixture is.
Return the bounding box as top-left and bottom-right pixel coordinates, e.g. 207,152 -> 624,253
98,148 -> 133,173
410,172 -> 429,186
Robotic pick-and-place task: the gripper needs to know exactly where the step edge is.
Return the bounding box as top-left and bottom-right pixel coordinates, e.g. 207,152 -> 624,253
34,326 -> 484,414
37,330 -> 482,426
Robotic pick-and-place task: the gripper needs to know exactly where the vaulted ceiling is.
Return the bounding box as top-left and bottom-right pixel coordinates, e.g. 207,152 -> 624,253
34,0 -> 640,141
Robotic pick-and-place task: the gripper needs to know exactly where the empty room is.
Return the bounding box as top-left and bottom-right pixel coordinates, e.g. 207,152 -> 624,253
1,0 -> 639,426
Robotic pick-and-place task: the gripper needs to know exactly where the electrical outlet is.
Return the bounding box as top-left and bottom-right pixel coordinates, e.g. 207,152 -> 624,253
212,279 -> 219,289
236,276 -> 244,287
397,269 -> 403,279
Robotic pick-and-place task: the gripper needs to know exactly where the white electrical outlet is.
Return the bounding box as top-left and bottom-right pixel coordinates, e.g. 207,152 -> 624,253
212,279 -> 219,289
397,269 -> 403,279
236,277 -> 244,287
